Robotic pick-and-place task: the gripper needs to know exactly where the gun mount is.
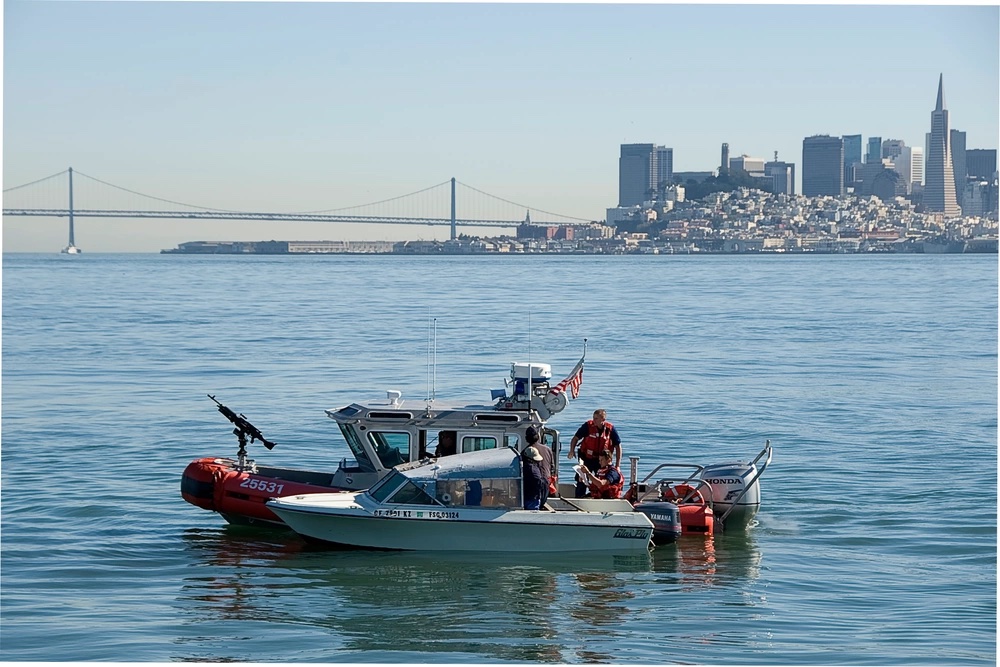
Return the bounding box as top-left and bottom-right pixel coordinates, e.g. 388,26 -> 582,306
208,394 -> 277,472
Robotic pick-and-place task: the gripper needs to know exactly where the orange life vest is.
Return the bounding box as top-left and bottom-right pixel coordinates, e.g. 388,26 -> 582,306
578,419 -> 614,460
589,465 -> 623,499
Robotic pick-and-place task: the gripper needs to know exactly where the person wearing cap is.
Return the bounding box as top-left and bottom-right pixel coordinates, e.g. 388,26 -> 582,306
521,445 -> 547,510
525,427 -> 554,506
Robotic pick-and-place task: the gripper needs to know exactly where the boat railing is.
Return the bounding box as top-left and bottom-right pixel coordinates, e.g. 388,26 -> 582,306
638,462 -> 704,487
657,477 -> 715,510
716,440 -> 772,529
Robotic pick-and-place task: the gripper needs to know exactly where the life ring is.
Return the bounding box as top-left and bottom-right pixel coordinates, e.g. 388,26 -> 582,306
660,483 -> 706,505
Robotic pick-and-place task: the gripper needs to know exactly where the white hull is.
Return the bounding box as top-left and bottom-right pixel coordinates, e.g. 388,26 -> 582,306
269,492 -> 653,553
61,245 -> 81,254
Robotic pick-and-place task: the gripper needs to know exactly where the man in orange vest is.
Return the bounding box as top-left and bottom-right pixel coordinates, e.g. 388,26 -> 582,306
581,451 -> 623,499
567,408 -> 622,498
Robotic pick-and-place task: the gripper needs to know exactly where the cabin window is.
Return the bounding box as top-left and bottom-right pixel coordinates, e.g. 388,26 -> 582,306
480,478 -> 520,507
339,424 -> 376,472
368,431 -> 411,468
433,430 -> 457,457
461,435 -> 497,453
387,480 -> 438,506
435,478 -> 519,508
504,434 -> 520,449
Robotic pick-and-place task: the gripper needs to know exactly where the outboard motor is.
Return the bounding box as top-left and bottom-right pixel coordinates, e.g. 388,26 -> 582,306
700,460 -> 762,529
633,502 -> 682,545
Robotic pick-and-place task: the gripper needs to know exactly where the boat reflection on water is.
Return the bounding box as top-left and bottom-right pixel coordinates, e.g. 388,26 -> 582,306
653,530 -> 764,589
178,526 -> 761,662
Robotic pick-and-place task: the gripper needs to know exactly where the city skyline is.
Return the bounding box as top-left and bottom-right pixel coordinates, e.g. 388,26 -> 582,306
3,1 -> 998,252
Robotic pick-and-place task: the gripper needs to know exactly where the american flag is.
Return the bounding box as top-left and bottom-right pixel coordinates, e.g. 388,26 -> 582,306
549,356 -> 584,400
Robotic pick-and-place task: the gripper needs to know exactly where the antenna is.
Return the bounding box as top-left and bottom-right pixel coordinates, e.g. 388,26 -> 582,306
426,317 -> 437,405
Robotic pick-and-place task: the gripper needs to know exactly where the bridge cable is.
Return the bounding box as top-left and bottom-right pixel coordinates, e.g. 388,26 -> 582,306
73,170 -> 242,212
292,179 -> 452,214
2,169 -> 68,193
455,180 -> 592,222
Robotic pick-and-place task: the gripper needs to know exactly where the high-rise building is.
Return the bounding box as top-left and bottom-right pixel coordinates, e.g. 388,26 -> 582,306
950,129 -> 967,207
765,157 -> 795,195
875,141 -> 917,194
966,149 -> 997,179
654,146 -> 674,190
882,139 -> 906,161
619,144 -> 653,207
924,75 -> 961,216
866,137 -> 883,163
843,134 -> 862,185
911,147 -> 924,188
721,143 -> 730,174
730,155 -> 766,177
618,143 -> 673,206
802,135 -> 844,196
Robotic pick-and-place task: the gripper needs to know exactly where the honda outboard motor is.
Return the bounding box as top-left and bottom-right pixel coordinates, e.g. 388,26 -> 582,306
700,460 -> 762,529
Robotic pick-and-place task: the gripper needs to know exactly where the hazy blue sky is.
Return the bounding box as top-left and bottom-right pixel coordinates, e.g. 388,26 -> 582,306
3,1 -> 998,252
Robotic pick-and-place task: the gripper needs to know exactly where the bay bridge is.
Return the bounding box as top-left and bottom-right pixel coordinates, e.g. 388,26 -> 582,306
2,168 -> 594,252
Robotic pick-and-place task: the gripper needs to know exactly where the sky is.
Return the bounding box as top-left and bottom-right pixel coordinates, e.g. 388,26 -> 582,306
2,1 -> 999,253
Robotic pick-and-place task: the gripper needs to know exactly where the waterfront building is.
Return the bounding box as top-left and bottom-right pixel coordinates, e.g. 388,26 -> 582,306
619,144 -> 673,206
966,149 -> 997,179
843,134 -> 863,186
951,129 -> 967,207
802,135 -> 844,196
866,137 -> 883,164
924,75 -> 961,216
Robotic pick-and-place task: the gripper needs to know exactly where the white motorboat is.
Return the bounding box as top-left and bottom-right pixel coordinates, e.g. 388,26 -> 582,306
267,447 -> 655,553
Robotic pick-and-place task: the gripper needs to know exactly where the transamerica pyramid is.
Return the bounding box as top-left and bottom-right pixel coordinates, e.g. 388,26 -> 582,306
923,74 -> 961,217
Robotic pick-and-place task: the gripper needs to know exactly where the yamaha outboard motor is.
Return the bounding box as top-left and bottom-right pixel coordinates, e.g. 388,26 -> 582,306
633,502 -> 682,545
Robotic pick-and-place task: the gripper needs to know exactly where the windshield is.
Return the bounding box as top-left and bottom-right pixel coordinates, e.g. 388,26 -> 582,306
368,471 -> 405,502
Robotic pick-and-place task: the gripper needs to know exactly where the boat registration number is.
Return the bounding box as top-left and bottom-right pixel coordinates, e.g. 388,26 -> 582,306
240,477 -> 285,494
373,509 -> 460,520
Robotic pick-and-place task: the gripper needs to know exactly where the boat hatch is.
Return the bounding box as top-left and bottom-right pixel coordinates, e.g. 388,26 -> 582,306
367,411 -> 413,420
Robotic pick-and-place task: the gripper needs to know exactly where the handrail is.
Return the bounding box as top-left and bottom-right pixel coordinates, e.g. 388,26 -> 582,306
717,440 -> 772,528
639,462 -> 704,485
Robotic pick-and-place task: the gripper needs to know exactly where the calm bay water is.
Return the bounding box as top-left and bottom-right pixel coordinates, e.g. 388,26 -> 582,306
1,252 -> 996,664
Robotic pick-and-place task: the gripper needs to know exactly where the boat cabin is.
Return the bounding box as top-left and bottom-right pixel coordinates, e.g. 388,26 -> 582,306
366,447 -> 525,510
323,382 -> 562,492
